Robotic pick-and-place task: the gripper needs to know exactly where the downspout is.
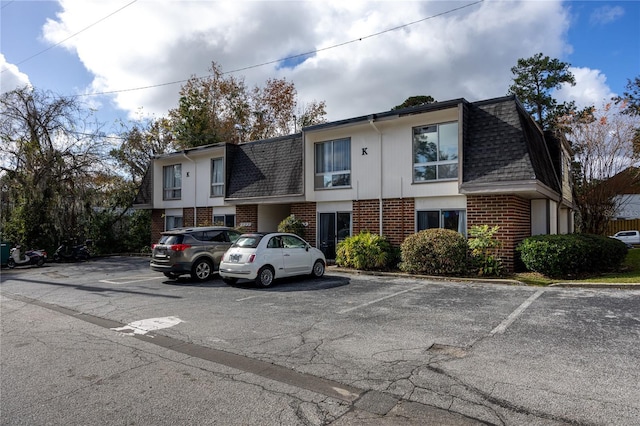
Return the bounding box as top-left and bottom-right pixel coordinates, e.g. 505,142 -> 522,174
182,153 -> 196,226
369,118 -> 383,236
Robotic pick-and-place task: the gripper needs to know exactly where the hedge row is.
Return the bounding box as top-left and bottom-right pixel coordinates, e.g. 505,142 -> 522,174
335,230 -> 629,279
516,234 -> 628,278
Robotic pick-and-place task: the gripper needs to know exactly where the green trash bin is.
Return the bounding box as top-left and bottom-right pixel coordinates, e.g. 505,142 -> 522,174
1,241 -> 10,266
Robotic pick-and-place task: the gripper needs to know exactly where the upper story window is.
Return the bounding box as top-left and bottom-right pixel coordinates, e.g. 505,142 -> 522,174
211,157 -> 224,197
413,122 -> 458,182
315,138 -> 351,189
163,164 -> 182,200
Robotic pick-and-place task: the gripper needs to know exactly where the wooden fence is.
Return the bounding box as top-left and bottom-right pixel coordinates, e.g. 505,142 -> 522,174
606,219 -> 640,236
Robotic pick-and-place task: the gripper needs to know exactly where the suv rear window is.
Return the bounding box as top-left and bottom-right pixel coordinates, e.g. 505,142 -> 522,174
158,235 -> 184,245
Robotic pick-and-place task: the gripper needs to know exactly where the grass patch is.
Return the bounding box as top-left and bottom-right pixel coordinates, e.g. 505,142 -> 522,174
513,247 -> 640,285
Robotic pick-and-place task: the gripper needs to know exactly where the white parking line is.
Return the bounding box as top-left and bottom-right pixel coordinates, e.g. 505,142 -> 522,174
99,276 -> 165,285
490,289 -> 545,335
337,284 -> 425,314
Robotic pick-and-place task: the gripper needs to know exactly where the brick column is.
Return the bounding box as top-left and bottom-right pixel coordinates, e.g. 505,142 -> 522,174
466,195 -> 530,272
151,209 -> 164,245
382,198 -> 415,247
236,205 -> 258,233
353,199 -> 380,235
183,207 -> 195,227
291,202 -> 317,246
196,207 -> 213,227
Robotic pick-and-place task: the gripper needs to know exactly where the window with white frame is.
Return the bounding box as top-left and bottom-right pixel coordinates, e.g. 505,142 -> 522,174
163,164 -> 182,200
213,214 -> 235,228
315,138 -> 351,189
417,209 -> 466,236
413,122 -> 458,182
211,157 -> 224,197
165,215 -> 183,230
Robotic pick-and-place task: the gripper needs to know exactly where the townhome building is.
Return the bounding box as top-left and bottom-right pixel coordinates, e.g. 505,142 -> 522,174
134,95 -> 575,272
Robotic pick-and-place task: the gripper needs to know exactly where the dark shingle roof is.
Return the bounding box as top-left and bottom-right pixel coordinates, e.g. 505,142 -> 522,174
462,96 -> 560,193
225,134 -> 303,199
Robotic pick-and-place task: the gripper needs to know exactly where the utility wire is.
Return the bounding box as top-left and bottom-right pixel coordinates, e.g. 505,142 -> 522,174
73,0 -> 484,98
1,1 -> 16,10
1,0 -> 138,73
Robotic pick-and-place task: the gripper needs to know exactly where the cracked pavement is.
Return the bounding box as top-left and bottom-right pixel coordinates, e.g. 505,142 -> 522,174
1,257 -> 639,425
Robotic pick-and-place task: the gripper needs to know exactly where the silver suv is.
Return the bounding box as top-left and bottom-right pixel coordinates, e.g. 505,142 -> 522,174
150,226 -> 242,281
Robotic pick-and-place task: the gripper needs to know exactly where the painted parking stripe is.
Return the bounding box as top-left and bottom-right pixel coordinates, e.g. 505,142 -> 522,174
490,289 -> 545,335
337,284 -> 425,314
100,276 -> 165,285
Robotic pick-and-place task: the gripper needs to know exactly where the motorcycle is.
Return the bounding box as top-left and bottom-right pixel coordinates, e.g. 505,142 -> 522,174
53,241 -> 91,262
7,246 -> 47,269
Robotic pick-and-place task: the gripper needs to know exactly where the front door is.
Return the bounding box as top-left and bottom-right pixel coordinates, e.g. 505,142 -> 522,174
318,212 -> 351,259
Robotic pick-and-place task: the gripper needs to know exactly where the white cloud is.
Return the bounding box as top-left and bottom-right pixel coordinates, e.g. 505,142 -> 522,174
0,54 -> 31,94
589,5 -> 624,25
555,67 -> 616,110
40,0 -> 579,122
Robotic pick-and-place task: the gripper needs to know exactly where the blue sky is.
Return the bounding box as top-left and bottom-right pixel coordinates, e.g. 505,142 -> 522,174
1,0 -> 638,134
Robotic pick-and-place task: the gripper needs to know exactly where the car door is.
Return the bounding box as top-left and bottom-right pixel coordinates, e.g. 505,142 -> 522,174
281,235 -> 312,275
203,230 -> 231,268
265,236 -> 286,276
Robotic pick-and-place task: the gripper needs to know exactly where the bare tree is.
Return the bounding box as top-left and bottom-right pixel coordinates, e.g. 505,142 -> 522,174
0,86 -> 107,249
569,102 -> 640,234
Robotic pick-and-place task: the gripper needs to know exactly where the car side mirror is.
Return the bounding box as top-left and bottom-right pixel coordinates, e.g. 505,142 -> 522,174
306,245 -> 310,252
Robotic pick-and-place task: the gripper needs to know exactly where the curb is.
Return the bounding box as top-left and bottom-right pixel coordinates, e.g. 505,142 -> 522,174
328,266 -> 640,289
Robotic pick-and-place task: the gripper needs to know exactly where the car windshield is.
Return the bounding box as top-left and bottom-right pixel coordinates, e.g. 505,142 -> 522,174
232,235 -> 263,248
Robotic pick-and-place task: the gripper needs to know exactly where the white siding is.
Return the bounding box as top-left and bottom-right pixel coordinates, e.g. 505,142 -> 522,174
153,146 -> 226,209
531,199 -> 548,235
304,107 -> 460,203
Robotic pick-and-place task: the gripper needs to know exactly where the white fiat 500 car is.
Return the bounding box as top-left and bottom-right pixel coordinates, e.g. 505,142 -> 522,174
219,232 -> 326,287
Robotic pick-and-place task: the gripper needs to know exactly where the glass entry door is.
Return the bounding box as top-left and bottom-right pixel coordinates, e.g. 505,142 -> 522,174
318,212 -> 351,259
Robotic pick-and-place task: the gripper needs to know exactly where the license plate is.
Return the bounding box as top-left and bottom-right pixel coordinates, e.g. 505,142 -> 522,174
229,254 -> 241,263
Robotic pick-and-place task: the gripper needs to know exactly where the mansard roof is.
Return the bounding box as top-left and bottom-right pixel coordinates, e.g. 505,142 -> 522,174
461,95 -> 561,195
225,133 -> 303,200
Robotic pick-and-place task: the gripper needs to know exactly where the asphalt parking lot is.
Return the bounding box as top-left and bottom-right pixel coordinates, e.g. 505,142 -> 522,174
1,257 -> 639,425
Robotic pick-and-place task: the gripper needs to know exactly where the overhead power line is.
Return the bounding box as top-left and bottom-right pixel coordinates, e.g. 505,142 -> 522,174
73,0 -> 484,98
1,0 -> 138,73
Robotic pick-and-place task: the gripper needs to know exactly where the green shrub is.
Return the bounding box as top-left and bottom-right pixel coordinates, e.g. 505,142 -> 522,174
335,232 -> 396,270
468,225 -> 503,276
399,228 -> 467,276
517,234 -> 628,278
277,214 -> 306,238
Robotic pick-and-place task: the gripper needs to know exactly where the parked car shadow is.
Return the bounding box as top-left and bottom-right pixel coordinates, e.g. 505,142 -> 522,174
223,274 -> 350,292
161,275 -> 228,287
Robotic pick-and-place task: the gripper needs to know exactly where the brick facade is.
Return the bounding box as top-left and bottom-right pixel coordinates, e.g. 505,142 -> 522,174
183,207 -> 195,227
382,198 -> 415,247
353,199 -> 380,236
466,194 -> 531,272
236,205 -> 258,233
151,209 -> 164,245
291,202 -> 317,246
352,198 -> 415,247
196,207 -> 213,226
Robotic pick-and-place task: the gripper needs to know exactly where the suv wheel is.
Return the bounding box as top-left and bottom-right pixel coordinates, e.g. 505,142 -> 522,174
191,259 -> 213,281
